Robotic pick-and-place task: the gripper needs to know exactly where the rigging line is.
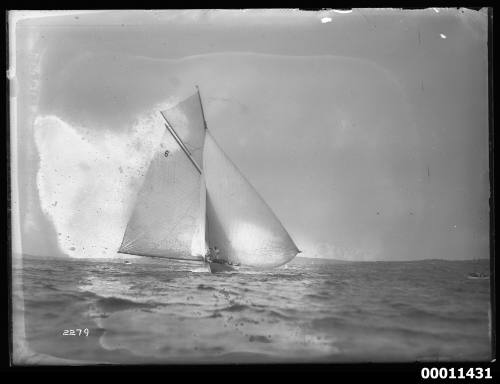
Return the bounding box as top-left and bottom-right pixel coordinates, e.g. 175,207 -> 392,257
117,249 -> 205,262
159,113 -> 202,175
119,225 -> 142,251
120,235 -> 141,252
196,85 -> 208,130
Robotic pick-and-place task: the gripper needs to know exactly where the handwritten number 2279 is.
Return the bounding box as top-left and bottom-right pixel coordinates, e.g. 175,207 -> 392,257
62,329 -> 89,336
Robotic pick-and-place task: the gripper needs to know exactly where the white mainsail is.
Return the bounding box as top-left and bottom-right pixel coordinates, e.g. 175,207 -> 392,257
119,88 -> 299,268
118,130 -> 203,260
204,131 -> 299,268
118,92 -> 206,261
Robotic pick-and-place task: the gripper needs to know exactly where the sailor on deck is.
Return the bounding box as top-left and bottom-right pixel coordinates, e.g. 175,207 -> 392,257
206,246 -> 222,264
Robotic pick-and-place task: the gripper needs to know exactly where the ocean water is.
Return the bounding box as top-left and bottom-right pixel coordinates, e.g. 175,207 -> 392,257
13,255 -> 491,364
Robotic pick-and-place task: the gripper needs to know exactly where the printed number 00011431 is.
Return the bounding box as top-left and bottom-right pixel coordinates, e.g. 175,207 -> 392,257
421,367 -> 493,380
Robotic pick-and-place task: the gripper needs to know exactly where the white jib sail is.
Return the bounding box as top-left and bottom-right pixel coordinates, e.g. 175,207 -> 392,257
203,130 -> 300,268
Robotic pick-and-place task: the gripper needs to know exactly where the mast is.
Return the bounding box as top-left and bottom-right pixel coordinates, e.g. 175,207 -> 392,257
195,85 -> 209,262
160,113 -> 202,174
196,85 -> 208,130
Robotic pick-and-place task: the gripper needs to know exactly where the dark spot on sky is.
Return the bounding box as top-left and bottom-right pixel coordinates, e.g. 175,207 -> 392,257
249,335 -> 272,343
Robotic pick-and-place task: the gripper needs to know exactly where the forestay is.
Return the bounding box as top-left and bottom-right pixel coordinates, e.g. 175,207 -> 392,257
160,93 -> 206,168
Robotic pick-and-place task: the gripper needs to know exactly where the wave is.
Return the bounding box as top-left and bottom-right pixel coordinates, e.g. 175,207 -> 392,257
311,315 -> 488,342
268,309 -> 296,320
403,307 -> 486,324
18,256 -> 491,363
221,303 -> 250,313
197,284 -> 216,291
207,311 -> 223,318
387,302 -> 487,324
95,296 -> 158,313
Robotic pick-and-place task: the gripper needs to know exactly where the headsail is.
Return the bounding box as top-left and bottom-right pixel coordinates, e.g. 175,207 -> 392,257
203,131 -> 299,268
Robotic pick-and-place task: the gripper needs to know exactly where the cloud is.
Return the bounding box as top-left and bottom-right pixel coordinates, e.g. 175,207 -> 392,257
300,241 -> 381,261
34,52 -> 423,260
34,112 -> 167,258
26,48 -> 488,261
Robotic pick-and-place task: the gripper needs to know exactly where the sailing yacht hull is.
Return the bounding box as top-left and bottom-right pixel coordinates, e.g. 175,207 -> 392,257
207,262 -> 237,273
467,275 -> 490,280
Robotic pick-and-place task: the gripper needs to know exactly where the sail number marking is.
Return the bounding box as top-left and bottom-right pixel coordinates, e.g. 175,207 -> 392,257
164,150 -> 170,158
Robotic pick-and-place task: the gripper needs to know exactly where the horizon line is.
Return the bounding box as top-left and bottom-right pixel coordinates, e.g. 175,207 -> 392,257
18,252 -> 491,263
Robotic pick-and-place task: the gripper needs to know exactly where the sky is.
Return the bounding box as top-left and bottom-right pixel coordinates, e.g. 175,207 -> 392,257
10,8 -> 490,261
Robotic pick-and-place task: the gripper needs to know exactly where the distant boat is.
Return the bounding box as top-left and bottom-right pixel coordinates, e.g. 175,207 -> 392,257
467,272 -> 489,280
118,86 -> 300,273
468,256 -> 489,280
124,260 -> 132,265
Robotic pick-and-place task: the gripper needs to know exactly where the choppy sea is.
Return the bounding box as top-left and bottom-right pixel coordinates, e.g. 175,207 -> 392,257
13,255 -> 491,364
